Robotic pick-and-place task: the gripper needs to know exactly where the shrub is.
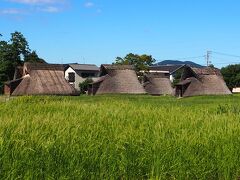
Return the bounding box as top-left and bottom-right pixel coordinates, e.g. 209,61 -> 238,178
79,78 -> 93,94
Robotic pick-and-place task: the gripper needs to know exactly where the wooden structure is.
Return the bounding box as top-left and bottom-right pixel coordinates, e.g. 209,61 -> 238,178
175,66 -> 231,97
4,63 -> 77,96
88,64 -> 146,95
143,72 -> 173,96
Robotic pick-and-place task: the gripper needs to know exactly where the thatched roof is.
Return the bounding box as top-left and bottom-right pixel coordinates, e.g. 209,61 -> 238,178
99,64 -> 134,76
101,64 -> 134,70
176,66 -> 231,97
24,62 -> 64,71
191,67 -> 222,76
89,64 -> 146,95
10,63 -> 77,96
143,73 -> 173,95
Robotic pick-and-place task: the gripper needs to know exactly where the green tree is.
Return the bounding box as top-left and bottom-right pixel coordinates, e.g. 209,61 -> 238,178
10,31 -> 30,62
79,78 -> 93,94
0,31 -> 45,93
172,70 -> 183,86
221,64 -> 240,90
209,64 -> 215,68
0,39 -> 17,85
24,51 -> 45,63
114,53 -> 156,72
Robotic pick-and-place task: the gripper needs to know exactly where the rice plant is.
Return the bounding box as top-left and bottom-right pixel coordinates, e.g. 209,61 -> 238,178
0,95 -> 239,179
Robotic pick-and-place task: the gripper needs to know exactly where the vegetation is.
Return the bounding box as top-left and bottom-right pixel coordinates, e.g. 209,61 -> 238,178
221,64 -> 240,90
114,53 -> 156,72
79,78 -> 93,94
172,69 -> 184,86
0,95 -> 240,179
0,31 -> 45,93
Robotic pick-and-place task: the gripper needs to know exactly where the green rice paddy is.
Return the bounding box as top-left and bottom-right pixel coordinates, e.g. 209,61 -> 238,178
0,95 -> 240,179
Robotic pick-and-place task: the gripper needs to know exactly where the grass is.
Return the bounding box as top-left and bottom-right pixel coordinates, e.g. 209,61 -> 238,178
0,95 -> 240,179
0,95 -> 7,102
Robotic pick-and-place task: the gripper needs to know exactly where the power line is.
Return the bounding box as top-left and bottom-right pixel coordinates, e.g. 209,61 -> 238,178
211,51 -> 240,59
206,51 -> 211,67
210,51 -> 240,65
155,51 -> 240,67
210,60 -> 240,65
214,62 -> 240,65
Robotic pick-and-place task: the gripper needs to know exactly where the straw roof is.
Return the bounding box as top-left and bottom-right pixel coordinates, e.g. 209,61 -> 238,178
143,73 -> 173,95
176,66 -> 231,97
11,63 -> 77,96
191,67 -> 222,76
89,64 -> 146,95
101,64 -> 134,70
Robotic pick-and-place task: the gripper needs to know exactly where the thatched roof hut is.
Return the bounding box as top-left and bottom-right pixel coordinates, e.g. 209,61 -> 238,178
5,63 -> 77,96
143,73 -> 174,96
176,66 -> 231,97
88,64 -> 146,95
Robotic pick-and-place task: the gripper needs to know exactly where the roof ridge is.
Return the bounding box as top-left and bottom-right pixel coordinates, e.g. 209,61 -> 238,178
69,63 -> 97,66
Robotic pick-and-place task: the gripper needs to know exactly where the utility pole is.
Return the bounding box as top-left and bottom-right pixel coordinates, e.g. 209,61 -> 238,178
206,51 -> 211,67
83,57 -> 85,64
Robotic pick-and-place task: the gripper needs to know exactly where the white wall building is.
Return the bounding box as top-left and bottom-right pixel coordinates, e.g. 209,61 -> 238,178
65,64 -> 99,91
148,64 -> 186,82
232,87 -> 240,93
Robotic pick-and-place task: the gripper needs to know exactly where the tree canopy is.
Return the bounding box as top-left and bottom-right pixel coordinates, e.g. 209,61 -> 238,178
79,78 -> 93,94
0,31 -> 45,93
221,64 -> 240,90
113,53 -> 156,72
24,51 -> 45,63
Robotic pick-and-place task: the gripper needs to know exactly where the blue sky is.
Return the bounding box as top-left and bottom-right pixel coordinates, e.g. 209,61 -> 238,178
0,0 -> 240,67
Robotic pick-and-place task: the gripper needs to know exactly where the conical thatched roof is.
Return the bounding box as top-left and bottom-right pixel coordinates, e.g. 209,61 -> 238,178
89,64 -> 146,95
10,63 -> 77,96
143,73 -> 173,96
176,66 -> 231,97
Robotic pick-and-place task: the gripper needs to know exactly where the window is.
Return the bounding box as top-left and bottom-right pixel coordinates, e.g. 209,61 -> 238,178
81,73 -> 95,78
68,72 -> 75,82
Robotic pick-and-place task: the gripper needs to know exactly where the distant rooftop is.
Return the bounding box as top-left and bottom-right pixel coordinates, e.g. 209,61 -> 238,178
149,64 -> 185,74
68,63 -> 99,71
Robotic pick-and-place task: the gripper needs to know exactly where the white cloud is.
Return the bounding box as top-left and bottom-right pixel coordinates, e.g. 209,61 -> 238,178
40,6 -> 60,13
0,8 -> 24,14
2,0 -> 68,15
7,0 -> 59,5
84,2 -> 94,8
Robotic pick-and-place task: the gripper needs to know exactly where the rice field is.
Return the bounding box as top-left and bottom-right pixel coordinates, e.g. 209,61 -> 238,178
0,95 -> 240,179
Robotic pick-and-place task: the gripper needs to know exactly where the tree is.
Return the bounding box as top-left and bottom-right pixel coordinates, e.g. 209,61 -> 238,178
0,40 -> 17,82
10,31 -> 30,62
221,64 -> 240,90
0,31 -> 45,93
209,64 -> 215,68
24,51 -> 45,63
79,78 -> 93,94
114,53 -> 156,72
172,70 -> 183,86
